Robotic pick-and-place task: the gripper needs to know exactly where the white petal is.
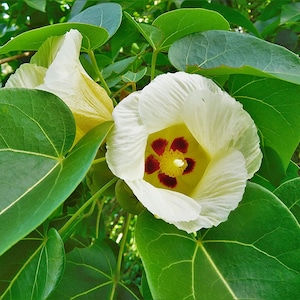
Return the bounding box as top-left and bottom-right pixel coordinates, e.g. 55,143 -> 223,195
5,64 -> 47,88
37,29 -> 113,140
139,72 -> 218,133
127,179 -> 201,222
106,93 -> 148,180
173,216 -> 214,233
30,35 -> 64,68
183,88 -> 262,177
191,150 -> 248,227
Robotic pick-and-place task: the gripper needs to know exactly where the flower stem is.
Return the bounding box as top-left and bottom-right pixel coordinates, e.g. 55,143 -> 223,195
92,156 -> 106,165
150,49 -> 159,81
95,199 -> 105,239
87,49 -> 112,97
58,177 -> 118,239
110,213 -> 132,300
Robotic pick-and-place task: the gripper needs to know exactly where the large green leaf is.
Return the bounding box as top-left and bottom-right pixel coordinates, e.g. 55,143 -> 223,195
125,9 -> 229,51
152,8 -> 229,51
0,23 -> 109,53
182,1 -> 260,36
274,178 -> 300,224
228,75 -> 300,185
0,228 -> 65,299
49,240 -> 141,299
68,3 -> 122,39
136,182 -> 300,299
0,88 -> 113,255
168,30 -> 300,85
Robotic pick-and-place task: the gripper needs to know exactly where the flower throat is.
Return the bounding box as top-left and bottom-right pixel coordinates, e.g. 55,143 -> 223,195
144,124 -> 211,195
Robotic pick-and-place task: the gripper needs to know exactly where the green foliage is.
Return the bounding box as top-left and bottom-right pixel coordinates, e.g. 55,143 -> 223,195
0,0 -> 300,299
169,30 -> 300,84
136,182 -> 300,300
0,228 -> 64,299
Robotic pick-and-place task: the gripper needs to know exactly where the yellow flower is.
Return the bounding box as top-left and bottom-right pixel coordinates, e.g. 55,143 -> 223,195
106,72 -> 262,233
5,29 -> 113,143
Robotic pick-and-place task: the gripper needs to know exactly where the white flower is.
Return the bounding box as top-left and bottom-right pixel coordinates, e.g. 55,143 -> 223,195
106,72 -> 262,233
5,29 -> 113,143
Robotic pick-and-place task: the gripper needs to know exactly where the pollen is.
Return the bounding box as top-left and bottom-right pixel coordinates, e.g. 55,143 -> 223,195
159,150 -> 188,177
144,123 -> 210,194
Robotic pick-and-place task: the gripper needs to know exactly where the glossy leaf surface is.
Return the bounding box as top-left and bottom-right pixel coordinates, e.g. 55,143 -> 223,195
68,3 -> 122,39
274,178 -> 300,223
169,30 -> 300,85
136,183 -> 300,299
0,88 -> 113,255
0,23 -> 108,53
125,9 -> 229,51
49,241 -> 141,299
228,75 -> 300,185
0,228 -> 65,299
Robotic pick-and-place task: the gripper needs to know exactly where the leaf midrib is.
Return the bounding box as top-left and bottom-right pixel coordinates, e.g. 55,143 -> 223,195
197,239 -> 238,300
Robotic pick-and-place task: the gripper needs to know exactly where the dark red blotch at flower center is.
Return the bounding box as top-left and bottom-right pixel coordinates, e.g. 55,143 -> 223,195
145,136 -> 195,189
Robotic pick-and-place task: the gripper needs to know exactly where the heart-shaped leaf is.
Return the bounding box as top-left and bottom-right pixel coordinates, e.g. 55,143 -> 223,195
136,182 -> 300,299
0,23 -> 109,53
152,8 -> 229,51
169,30 -> 300,85
68,3 -> 122,39
0,88 -> 113,255
0,228 -> 65,299
182,1 -> 260,36
49,240 -> 141,299
274,178 -> 300,224
228,75 -> 300,185
125,9 -> 229,51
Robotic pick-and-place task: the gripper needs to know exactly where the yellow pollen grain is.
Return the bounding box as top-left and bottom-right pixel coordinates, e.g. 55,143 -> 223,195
159,150 -> 188,178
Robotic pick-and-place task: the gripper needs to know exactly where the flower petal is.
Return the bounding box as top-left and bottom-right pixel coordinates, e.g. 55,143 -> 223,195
127,179 -> 202,223
139,72 -> 218,133
183,88 -> 262,177
173,216 -> 215,233
30,35 -> 64,68
5,64 -> 47,88
191,150 -> 248,227
106,93 -> 148,180
37,29 -> 113,141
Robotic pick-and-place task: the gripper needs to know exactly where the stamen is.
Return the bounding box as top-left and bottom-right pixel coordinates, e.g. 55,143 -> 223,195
174,159 -> 185,167
159,150 -> 187,178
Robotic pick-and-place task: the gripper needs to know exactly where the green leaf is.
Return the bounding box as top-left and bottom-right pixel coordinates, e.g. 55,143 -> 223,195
125,9 -> 229,51
0,23 -> 109,53
182,1 -> 260,37
24,0 -> 46,12
136,182 -> 300,300
0,228 -> 65,299
0,88 -> 113,255
102,56 -> 137,79
68,3 -> 122,39
228,75 -> 300,185
274,178 -> 300,224
280,2 -> 300,24
169,30 -> 300,85
152,8 -> 229,50
122,68 -> 147,83
49,240 -> 141,299
124,12 -> 163,50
